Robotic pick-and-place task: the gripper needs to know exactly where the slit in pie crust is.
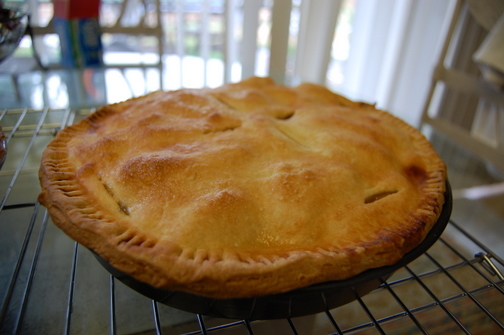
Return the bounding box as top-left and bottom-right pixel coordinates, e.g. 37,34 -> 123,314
38,77 -> 447,298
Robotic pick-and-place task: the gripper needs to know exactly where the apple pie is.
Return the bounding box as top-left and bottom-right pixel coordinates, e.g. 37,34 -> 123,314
38,77 -> 447,298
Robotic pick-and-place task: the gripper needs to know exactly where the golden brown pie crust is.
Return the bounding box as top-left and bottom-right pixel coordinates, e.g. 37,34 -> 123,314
38,77 -> 447,298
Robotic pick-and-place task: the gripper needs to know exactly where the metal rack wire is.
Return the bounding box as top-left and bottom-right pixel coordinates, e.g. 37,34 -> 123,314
1,108 -> 503,335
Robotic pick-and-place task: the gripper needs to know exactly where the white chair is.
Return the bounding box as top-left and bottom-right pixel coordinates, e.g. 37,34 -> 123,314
420,0 -> 504,199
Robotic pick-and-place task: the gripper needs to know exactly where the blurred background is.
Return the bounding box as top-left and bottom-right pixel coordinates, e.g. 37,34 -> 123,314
0,0 -> 451,125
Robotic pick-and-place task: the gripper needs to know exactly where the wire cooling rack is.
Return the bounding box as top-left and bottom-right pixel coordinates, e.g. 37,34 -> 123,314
1,108 -> 503,334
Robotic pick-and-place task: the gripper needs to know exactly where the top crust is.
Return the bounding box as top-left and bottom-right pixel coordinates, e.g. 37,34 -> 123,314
38,77 -> 447,298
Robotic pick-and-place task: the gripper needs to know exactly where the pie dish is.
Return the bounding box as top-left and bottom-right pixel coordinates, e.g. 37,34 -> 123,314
38,77 -> 447,299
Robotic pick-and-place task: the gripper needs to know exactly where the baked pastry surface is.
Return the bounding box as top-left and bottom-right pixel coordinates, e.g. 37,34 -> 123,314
38,77 -> 447,298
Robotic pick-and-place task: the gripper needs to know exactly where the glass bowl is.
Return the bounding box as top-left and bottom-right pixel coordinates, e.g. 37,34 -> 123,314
0,7 -> 29,64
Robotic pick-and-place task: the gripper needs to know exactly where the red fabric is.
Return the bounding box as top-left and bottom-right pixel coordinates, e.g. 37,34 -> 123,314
53,0 -> 100,19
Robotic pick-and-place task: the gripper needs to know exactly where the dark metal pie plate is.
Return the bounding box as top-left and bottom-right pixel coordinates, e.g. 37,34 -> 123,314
94,182 -> 452,320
